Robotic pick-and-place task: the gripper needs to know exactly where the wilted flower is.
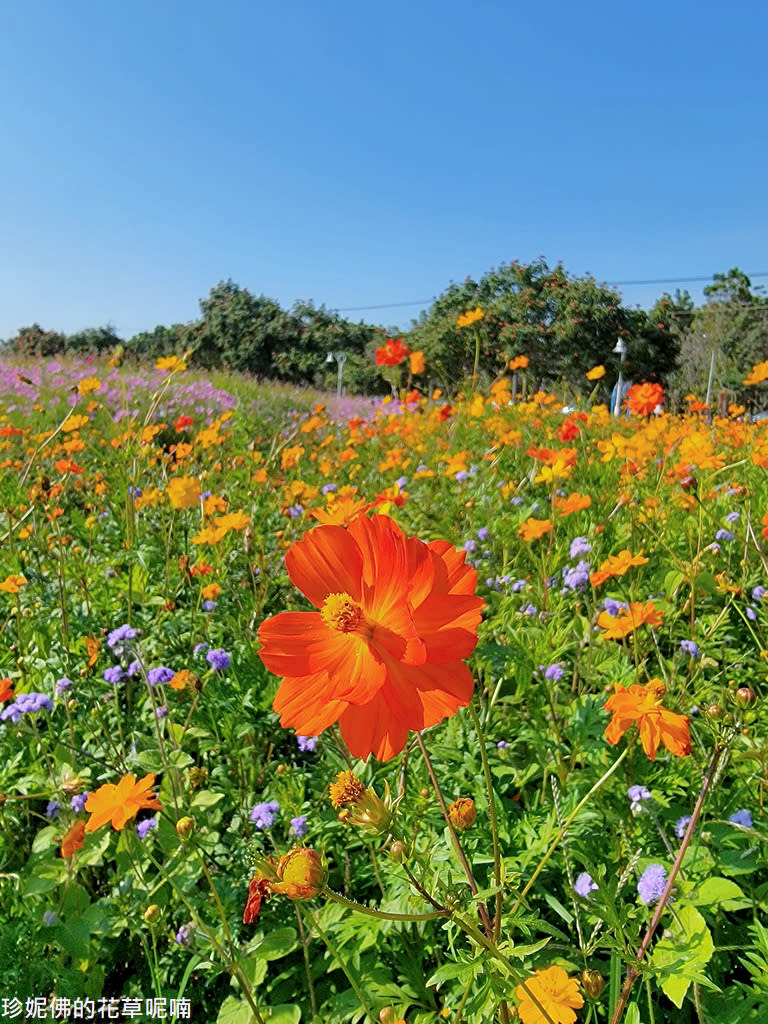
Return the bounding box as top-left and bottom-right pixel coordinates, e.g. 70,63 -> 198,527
448,797 -> 477,830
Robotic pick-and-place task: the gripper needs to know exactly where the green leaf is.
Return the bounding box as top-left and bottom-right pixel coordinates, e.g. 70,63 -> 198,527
216,996 -> 256,1024
651,904 -> 715,1009
191,789 -> 224,810
692,876 -> 749,910
251,927 -> 298,960
543,890 -> 573,924
265,1007 -> 301,1024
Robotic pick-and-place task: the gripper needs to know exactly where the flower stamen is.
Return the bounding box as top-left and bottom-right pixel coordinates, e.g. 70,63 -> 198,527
321,592 -> 364,633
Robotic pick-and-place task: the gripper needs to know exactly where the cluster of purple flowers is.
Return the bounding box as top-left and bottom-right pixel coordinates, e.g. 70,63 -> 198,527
137,817 -> 158,840
1,691 -> 53,723
206,648 -> 231,672
297,734 -> 318,753
562,560 -> 590,593
250,800 -> 280,829
628,785 -> 652,812
637,863 -> 667,905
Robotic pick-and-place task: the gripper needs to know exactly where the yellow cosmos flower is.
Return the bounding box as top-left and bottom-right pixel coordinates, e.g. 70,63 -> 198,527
586,364 -> 606,380
457,307 -> 484,328
166,476 -> 201,510
409,350 -> 425,374
77,376 -> 101,396
155,355 -> 187,372
516,965 -> 584,1024
0,574 -> 27,594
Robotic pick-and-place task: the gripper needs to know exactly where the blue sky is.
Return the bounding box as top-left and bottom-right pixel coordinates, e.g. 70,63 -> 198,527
1,0 -> 766,340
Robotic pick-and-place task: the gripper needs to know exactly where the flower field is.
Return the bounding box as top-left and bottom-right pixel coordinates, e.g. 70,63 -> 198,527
1,352 -> 767,1024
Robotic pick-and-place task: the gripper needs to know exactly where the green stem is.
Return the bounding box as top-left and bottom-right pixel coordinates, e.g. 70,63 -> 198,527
322,887 -> 448,921
510,747 -> 628,917
467,702 -> 504,940
307,909 -> 378,1023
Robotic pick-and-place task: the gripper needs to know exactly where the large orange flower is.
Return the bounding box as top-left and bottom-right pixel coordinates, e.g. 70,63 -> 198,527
375,338 -> 410,366
604,680 -> 691,760
627,381 -> 664,416
589,549 -> 648,587
84,773 -> 162,832
258,515 -> 485,761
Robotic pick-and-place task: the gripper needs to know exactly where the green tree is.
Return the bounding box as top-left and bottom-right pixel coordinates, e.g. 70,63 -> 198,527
126,324 -> 190,362
4,323 -> 68,358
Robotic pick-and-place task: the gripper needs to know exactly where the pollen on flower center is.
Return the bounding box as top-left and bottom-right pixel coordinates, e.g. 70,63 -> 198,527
320,592 -> 364,633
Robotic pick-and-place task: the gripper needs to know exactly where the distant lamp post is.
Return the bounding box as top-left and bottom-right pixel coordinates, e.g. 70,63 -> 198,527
612,338 -> 627,417
326,351 -> 347,397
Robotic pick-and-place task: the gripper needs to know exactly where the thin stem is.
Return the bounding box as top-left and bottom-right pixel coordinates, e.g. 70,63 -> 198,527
510,748 -> 628,917
415,733 -> 494,936
308,910 -> 378,1024
608,745 -> 725,1024
467,702 -> 504,940
322,887 -> 448,921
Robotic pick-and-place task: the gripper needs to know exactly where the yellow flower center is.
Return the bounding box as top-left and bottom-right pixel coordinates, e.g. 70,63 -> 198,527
321,592 -> 364,633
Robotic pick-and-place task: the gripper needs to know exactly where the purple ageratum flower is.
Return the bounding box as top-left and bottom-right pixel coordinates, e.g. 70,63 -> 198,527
287,504 -> 303,518
562,561 -> 590,592
752,585 -> 766,602
729,809 -> 753,828
454,470 -> 469,483
106,624 -> 139,655
290,815 -> 308,839
46,801 -> 61,820
477,527 -> 489,541
709,543 -> 721,554
574,872 -> 598,897
497,740 -> 511,748
628,785 -> 652,811
725,511 -> 740,523
511,579 -> 528,593
680,639 -> 701,658
544,664 -> 564,681
675,815 -> 692,839
147,666 -> 175,686
297,734 -> 318,753
127,659 -> 142,677
463,540 -> 476,552
202,600 -> 217,612
70,793 -> 89,813
746,606 -> 758,621
715,529 -> 734,542
155,705 -> 168,719
250,800 -> 280,829
136,817 -> 158,840
206,648 -> 230,672
521,604 -> 537,617
321,483 -> 337,495
637,864 -> 667,905
1,692 -> 54,722
175,924 -> 192,946
55,677 -> 73,697
603,597 -> 629,617
103,666 -> 125,685
569,537 -> 592,558
193,643 -> 209,657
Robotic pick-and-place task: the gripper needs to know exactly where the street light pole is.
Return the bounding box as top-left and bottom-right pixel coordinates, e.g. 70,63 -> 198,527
612,338 -> 627,417
326,351 -> 347,398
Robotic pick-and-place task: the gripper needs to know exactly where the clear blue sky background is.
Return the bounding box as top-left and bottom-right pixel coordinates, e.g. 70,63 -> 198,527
1,0 -> 766,340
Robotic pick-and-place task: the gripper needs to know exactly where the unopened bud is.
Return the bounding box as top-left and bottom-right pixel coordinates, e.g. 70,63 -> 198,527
705,704 -> 722,719
143,904 -> 161,923
176,816 -> 195,839
448,797 -> 476,831
389,840 -> 407,862
680,475 -> 698,493
735,687 -> 756,706
581,969 -> 605,999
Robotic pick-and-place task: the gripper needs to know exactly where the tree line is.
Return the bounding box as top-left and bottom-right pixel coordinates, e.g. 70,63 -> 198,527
3,263 -> 767,407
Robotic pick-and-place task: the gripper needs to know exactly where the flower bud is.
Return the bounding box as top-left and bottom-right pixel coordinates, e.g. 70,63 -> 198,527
389,840 -> 408,862
176,816 -> 195,839
581,969 -> 605,999
705,704 -> 722,719
143,904 -> 161,923
328,771 -> 393,834
448,797 -> 476,830
679,475 -> 697,493
735,687 -> 756,706
272,848 -> 326,900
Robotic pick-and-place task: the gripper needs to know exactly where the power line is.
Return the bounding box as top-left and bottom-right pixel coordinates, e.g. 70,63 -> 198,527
332,271 -> 768,313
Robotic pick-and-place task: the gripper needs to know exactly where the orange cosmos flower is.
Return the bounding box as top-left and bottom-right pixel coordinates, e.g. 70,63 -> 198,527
311,495 -> 373,527
376,338 -> 410,366
0,574 -> 27,594
409,350 -> 425,374
586,364 -> 606,381
84,774 -> 162,832
518,517 -> 553,542
627,381 -> 664,416
457,307 -> 484,328
516,965 -> 584,1024
589,549 -> 648,587
509,354 -> 529,370
61,820 -> 87,858
0,677 -> 14,703
597,601 -> 663,639
554,492 -> 591,516
604,680 -> 691,760
258,514 -> 484,761
167,476 -> 201,510
155,354 -> 187,372
744,360 -> 768,386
